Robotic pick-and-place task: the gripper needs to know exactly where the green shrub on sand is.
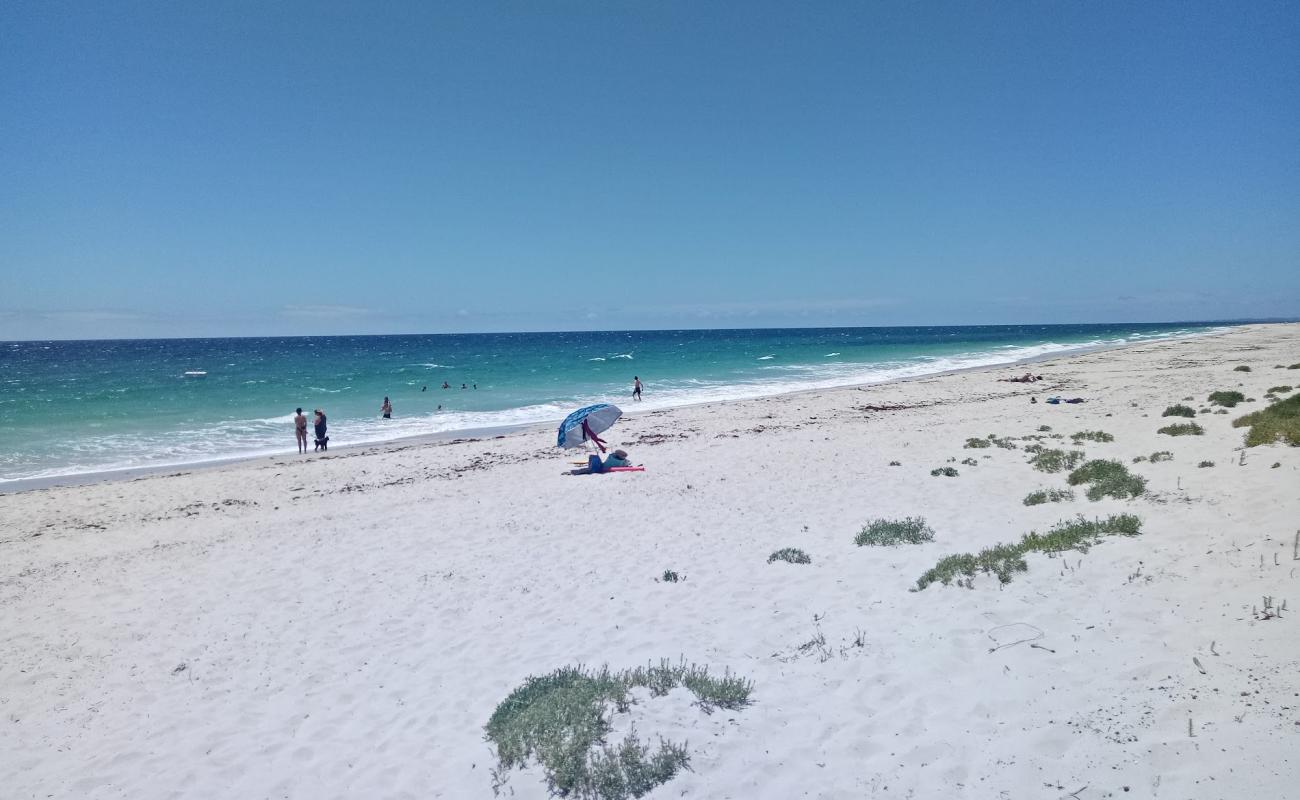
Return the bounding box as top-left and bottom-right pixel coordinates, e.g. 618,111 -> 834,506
1158,422 -> 1204,436
767,548 -> 811,565
486,661 -> 752,799
856,517 -> 935,546
1070,430 -> 1115,443
1027,448 -> 1086,474
1023,488 -> 1074,506
1161,404 -> 1196,418
1066,459 -> 1147,501
1208,390 -> 1245,408
930,466 -> 959,477
915,514 -> 1142,589
1233,394 -> 1300,447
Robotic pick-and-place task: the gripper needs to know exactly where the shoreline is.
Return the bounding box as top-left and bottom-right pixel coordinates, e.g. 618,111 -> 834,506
0,323 -> 1243,494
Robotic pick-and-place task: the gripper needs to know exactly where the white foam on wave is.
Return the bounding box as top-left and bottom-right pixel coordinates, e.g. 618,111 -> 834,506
757,355 -> 775,360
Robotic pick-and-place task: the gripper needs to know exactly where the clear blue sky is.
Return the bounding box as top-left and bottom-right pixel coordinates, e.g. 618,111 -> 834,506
2,1 -> 1297,339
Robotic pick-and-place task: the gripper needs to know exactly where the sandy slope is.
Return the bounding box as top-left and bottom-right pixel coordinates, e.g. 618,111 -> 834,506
2,324 -> 1298,799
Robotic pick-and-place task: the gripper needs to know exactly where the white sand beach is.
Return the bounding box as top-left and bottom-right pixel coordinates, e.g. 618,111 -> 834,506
2,323 -> 1298,799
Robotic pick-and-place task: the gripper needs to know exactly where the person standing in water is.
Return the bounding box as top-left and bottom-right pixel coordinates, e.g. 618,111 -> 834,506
294,408 -> 308,454
380,396 -> 392,419
632,376 -> 643,402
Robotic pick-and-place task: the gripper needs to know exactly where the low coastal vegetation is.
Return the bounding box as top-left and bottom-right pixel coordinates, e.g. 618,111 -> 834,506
964,437 -> 990,448
960,457 -> 979,466
1232,393 -> 1300,447
767,547 -> 811,565
930,466 -> 959,477
856,517 -> 935,546
1290,363 -> 1300,369
486,661 -> 753,799
1023,488 -> 1074,506
1070,430 -> 1114,443
1158,422 -> 1204,436
1161,404 -> 1196,418
1267,385 -> 1293,394
1066,459 -> 1147,500
1208,390 -> 1245,408
1026,446 -> 1086,473
1234,365 -> 1252,372
1149,451 -> 1173,462
660,570 -> 680,583
1198,461 -> 1215,468
915,514 -> 1142,589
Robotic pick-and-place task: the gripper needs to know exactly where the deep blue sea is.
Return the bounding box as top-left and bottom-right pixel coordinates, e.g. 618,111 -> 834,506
0,323 -> 1222,483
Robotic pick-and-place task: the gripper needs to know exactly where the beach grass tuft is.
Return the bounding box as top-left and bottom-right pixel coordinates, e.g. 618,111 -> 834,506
1148,450 -> 1173,462
1208,390 -> 1245,408
915,514 -> 1142,590
1267,385 -> 1293,394
964,437 -> 990,448
1158,422 -> 1204,436
767,547 -> 811,565
486,660 -> 752,798
1198,460 -> 1215,468
1162,404 -> 1196,418
1027,448 -> 1086,473
1290,363 -> 1300,369
1232,393 -> 1300,447
929,466 -> 959,477
660,570 -> 680,583
1234,365 -> 1252,372
856,517 -> 935,547
1023,488 -> 1075,506
1037,425 -> 1052,432
1066,459 -> 1147,501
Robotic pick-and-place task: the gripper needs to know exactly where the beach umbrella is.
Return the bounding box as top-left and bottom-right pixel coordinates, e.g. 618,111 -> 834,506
557,403 -> 622,450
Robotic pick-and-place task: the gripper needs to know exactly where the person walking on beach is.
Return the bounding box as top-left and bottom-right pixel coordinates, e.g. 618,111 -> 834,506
633,376 -> 643,402
313,409 -> 328,451
380,396 -> 392,419
294,408 -> 308,454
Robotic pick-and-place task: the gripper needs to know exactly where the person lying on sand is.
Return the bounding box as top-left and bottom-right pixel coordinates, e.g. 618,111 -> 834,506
566,449 -> 631,475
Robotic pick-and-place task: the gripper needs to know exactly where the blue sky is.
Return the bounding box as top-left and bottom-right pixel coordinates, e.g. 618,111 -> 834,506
2,2 -> 1297,339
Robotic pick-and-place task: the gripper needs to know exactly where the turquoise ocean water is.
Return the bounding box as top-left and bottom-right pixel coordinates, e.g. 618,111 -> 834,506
0,323 -> 1223,484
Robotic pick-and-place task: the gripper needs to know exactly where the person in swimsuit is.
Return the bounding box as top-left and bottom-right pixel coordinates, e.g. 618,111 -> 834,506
294,408 -> 308,454
381,396 -> 392,419
633,376 -> 643,401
